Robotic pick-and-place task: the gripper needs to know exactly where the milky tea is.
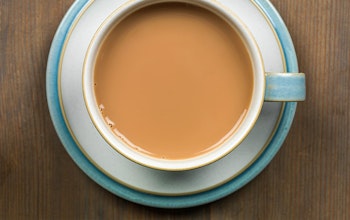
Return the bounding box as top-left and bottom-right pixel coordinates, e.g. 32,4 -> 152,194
93,3 -> 253,160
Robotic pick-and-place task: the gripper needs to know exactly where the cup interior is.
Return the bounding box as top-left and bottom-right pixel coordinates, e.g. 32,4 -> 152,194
83,0 -> 265,171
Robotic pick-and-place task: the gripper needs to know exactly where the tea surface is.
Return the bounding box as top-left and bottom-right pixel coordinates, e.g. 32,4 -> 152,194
94,3 -> 253,160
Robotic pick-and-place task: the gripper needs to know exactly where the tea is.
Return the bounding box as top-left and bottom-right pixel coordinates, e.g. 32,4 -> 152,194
93,3 -> 253,160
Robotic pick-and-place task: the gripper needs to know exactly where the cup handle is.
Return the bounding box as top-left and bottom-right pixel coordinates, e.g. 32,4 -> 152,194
264,72 -> 306,101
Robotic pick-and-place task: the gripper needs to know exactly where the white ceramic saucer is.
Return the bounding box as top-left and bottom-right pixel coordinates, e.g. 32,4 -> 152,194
48,0 -> 300,207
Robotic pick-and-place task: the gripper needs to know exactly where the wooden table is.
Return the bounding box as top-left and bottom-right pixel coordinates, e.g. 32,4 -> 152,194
1,0 -> 349,219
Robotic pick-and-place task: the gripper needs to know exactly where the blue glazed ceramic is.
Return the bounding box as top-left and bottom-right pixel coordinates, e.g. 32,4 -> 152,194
47,0 -> 300,208
265,73 -> 305,101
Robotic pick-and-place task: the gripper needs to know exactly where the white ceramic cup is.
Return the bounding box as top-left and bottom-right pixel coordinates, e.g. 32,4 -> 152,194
83,0 -> 305,171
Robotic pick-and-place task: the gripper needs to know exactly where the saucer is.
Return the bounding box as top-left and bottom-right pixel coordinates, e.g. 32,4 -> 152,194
47,0 -> 299,208
60,0 -> 284,195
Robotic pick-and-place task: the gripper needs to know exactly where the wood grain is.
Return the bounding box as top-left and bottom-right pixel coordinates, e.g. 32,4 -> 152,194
0,0 -> 349,219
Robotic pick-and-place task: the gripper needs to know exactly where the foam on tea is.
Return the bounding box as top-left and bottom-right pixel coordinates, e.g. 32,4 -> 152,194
93,3 -> 254,160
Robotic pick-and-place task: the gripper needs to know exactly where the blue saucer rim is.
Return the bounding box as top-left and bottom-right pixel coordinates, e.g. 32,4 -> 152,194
46,0 -> 298,209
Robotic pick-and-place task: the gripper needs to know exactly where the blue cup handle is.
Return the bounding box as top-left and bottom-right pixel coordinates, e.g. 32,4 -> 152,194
264,73 -> 306,101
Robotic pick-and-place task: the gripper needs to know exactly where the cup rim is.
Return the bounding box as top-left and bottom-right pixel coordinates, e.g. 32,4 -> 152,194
82,0 -> 265,171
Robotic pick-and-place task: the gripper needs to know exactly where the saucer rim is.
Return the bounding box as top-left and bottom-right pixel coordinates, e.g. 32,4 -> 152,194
47,0 -> 298,208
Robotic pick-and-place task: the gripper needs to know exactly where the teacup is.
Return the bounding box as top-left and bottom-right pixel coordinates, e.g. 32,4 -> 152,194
83,0 -> 305,171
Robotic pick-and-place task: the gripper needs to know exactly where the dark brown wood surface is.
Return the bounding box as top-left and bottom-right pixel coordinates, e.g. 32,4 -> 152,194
1,0 -> 349,219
